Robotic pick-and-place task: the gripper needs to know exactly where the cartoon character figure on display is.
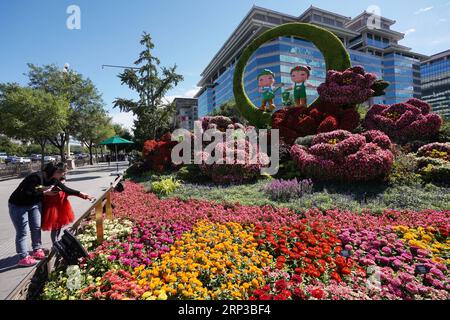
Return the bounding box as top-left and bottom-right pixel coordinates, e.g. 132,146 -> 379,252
258,69 -> 282,112
286,65 -> 315,108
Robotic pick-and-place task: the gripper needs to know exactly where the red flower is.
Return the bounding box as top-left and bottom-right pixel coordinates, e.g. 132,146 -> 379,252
275,279 -> 288,291
293,287 -> 306,300
310,288 -> 326,300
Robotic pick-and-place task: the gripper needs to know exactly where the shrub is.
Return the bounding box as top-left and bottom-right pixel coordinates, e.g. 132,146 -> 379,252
199,139 -> 270,184
150,177 -> 181,196
142,133 -> 178,172
290,130 -> 394,182
262,178 -> 313,201
388,152 -> 421,186
317,66 -> 378,105
416,143 -> 450,185
364,98 -> 443,143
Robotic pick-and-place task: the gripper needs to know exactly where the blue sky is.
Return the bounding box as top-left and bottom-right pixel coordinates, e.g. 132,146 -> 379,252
1,0 -> 449,128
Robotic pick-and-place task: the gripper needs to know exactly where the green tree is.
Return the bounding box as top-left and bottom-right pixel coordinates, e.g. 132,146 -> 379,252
114,32 -> 183,146
210,99 -> 248,125
74,104 -> 115,165
26,63 -> 104,161
0,85 -> 69,168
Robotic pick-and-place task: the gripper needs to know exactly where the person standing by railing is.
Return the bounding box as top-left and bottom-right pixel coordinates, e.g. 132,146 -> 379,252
8,164 -> 60,267
8,163 -> 93,267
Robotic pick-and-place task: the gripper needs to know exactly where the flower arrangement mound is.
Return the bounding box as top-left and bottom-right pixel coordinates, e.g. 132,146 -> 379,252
363,98 -> 443,143
272,104 -> 361,145
201,116 -> 246,133
415,143 -> 450,184
42,181 -> 450,301
317,66 -> 377,106
143,133 -> 178,172
290,130 -> 394,182
199,139 -> 270,184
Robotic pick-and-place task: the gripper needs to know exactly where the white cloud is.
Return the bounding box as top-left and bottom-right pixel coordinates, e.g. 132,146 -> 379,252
404,28 -> 416,35
110,111 -> 136,130
414,6 -> 434,14
430,35 -> 450,45
164,87 -> 201,103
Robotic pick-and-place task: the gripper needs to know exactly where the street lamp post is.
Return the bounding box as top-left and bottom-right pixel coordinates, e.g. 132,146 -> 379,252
62,63 -> 77,169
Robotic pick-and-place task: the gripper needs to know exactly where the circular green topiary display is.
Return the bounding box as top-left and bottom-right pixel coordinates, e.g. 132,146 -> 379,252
233,23 -> 352,128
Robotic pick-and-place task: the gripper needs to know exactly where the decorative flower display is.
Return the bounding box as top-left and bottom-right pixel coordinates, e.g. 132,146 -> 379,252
290,130 -> 394,182
198,139 -> 270,184
41,181 -> 450,301
272,104 -> 361,145
201,116 -> 245,133
317,66 -> 378,106
363,99 -> 443,143
142,133 -> 178,172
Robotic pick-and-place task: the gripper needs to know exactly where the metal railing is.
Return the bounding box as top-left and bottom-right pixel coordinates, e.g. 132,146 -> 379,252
5,175 -> 123,300
0,159 -> 95,180
0,162 -> 42,180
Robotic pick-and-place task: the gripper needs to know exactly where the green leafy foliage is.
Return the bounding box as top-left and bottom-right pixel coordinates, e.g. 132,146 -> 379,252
26,64 -> 104,161
114,32 -> 184,146
0,85 -> 69,166
388,152 -> 422,186
150,177 -> 181,196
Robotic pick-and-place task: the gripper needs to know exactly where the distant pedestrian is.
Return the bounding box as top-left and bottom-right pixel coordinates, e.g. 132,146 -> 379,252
106,154 -> 111,166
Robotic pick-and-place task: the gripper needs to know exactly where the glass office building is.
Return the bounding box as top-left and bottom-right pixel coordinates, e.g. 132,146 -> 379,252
421,50 -> 450,118
196,6 -> 427,117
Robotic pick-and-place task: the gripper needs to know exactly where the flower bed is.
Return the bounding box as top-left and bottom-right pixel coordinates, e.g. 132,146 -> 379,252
364,99 -> 443,143
41,181 -> 449,300
290,130 -> 394,182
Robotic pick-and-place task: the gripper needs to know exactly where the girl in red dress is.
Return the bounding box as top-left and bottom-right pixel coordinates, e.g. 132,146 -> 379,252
41,163 -> 93,243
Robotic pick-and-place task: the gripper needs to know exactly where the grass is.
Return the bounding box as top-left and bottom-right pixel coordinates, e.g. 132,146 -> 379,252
133,173 -> 450,213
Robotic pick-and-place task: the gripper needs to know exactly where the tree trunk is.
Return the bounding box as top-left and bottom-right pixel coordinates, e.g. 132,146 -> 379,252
39,139 -> 46,171
49,132 -> 67,162
89,143 -> 94,166
95,147 -> 99,164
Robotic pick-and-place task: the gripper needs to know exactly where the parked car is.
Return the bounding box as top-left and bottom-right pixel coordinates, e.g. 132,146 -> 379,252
11,157 -> 32,164
0,152 -> 7,162
31,154 -> 42,162
5,155 -> 17,164
44,156 -> 56,162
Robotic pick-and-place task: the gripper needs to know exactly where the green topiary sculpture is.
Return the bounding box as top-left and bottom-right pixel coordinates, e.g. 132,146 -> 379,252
233,23 -> 352,128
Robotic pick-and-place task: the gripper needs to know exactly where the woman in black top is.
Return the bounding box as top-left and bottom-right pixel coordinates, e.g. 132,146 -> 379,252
8,162 -> 91,267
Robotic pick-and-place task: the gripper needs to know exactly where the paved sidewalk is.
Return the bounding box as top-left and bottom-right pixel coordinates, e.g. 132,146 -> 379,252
0,162 -> 129,299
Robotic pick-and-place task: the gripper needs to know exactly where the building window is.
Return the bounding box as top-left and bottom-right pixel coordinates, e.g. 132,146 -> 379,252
323,17 -> 335,25
313,14 -> 322,22
267,16 -> 281,24
367,33 -> 373,39
254,13 -> 265,21
336,21 -> 343,28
